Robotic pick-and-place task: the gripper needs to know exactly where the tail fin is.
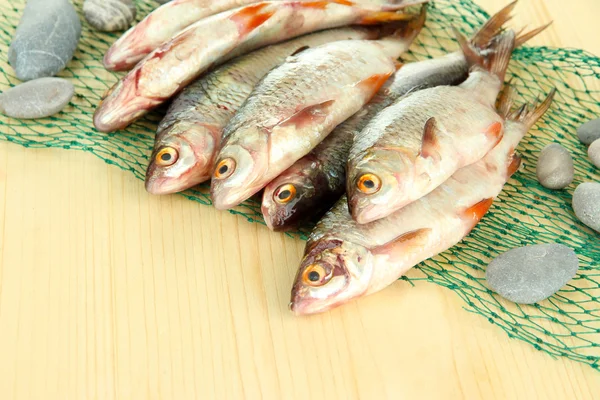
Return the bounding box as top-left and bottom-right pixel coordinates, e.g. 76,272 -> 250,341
379,4 -> 427,39
454,27 -> 515,81
514,22 -> 553,47
497,85 -> 556,129
470,1 -> 517,48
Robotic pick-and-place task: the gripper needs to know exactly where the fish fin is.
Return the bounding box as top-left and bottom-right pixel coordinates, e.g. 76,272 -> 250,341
454,26 -> 515,82
419,117 -> 441,161
370,228 -> 432,257
507,152 -> 522,178
277,100 -> 336,129
485,121 -> 504,145
381,5 -> 427,40
461,198 -> 494,230
230,3 -> 275,38
301,0 -> 353,9
507,88 -> 556,129
394,60 -> 404,71
359,11 -> 414,25
290,45 -> 310,57
515,22 -> 552,47
496,80 -> 515,119
356,72 -> 394,101
470,1 -> 516,48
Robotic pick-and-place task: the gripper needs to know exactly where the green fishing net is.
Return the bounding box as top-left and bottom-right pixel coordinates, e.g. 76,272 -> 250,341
0,0 -> 599,369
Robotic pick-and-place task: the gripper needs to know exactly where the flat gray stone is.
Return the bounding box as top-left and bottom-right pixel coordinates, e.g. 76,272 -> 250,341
588,139 -> 600,169
9,0 -> 82,81
84,0 -> 136,32
0,78 -> 74,119
536,143 -> 574,189
486,244 -> 579,304
577,118 -> 600,145
572,182 -> 600,233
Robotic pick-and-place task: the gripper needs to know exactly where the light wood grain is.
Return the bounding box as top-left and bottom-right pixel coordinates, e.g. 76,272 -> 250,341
0,1 -> 599,399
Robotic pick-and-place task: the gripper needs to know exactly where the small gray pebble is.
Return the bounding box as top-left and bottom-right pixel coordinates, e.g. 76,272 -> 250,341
588,139 -> 600,168
0,78 -> 74,119
577,118 -> 600,145
486,244 -> 579,304
84,0 -> 136,32
536,143 -> 574,189
9,0 -> 82,81
572,182 -> 600,233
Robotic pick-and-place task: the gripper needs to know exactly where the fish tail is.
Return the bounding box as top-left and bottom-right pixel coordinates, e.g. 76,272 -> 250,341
454,27 -> 515,82
470,0 -> 517,49
497,83 -> 556,129
377,4 -> 427,40
359,11 -> 415,25
514,21 -> 553,47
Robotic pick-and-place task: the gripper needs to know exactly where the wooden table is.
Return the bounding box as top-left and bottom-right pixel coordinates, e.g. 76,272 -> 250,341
0,1 -> 599,399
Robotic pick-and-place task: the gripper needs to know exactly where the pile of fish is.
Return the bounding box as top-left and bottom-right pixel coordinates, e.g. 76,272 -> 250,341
95,0 -> 555,315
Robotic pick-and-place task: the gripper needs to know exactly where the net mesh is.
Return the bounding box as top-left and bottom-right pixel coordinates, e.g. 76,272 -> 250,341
0,0 -> 599,369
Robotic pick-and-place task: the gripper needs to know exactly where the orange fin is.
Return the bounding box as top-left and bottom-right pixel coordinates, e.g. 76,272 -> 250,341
461,198 -> 493,230
301,0 -> 354,9
485,121 -> 503,145
419,117 -> 441,161
370,228 -> 432,257
356,72 -> 393,101
359,11 -> 414,25
507,152 -> 522,178
394,60 -> 403,71
230,3 -> 275,38
277,100 -> 336,129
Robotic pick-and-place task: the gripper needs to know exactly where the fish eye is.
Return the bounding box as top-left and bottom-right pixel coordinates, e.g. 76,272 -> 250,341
214,158 -> 236,179
302,263 -> 332,287
274,184 -> 297,204
155,147 -> 179,167
357,173 -> 381,194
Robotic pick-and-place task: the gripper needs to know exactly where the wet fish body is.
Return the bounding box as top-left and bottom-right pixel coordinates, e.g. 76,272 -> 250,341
94,0 -> 425,132
345,27 -> 517,224
145,26 -> 377,195
210,8 -> 426,209
290,89 -> 555,315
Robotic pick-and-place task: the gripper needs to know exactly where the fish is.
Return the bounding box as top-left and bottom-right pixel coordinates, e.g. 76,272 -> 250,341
93,0 -> 427,133
210,6 -> 427,210
260,1 -> 536,231
105,0 -> 268,71
145,27 -> 378,195
103,0 -> 416,71
289,87 -> 556,315
345,19 -> 522,224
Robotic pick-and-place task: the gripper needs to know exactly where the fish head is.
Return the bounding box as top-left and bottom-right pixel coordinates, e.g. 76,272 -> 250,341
261,156 -> 330,231
145,121 -> 221,195
347,147 -> 415,224
210,126 -> 269,209
290,239 -> 373,316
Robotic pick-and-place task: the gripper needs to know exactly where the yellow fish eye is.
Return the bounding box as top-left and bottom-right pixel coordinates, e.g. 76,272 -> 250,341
357,173 -> 381,194
155,147 -> 178,167
302,263 -> 333,287
274,184 -> 297,204
214,158 -> 236,179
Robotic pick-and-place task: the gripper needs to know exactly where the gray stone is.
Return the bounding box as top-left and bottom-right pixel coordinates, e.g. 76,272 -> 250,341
486,244 -> 579,304
84,0 -> 136,32
572,182 -> 600,233
577,118 -> 600,145
588,139 -> 600,169
9,0 -> 82,81
0,78 -> 74,119
536,143 -> 574,189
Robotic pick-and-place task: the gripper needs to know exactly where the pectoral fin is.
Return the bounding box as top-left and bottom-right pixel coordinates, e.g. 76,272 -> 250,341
230,4 -> 275,39
370,228 -> 432,257
461,198 -> 493,230
419,117 -> 441,162
277,100 -> 336,130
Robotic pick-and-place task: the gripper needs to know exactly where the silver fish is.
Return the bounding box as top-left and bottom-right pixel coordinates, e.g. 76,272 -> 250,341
290,87 -> 555,315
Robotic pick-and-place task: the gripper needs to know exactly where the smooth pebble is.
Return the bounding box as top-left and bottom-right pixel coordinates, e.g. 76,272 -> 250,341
0,78 -> 74,119
9,0 -> 81,81
577,118 -> 600,145
536,143 -> 574,189
486,244 -> 579,304
588,139 -> 600,168
84,0 -> 136,32
572,182 -> 600,233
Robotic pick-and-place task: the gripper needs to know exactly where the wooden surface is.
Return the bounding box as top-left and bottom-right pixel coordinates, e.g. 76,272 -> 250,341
0,1 -> 599,399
